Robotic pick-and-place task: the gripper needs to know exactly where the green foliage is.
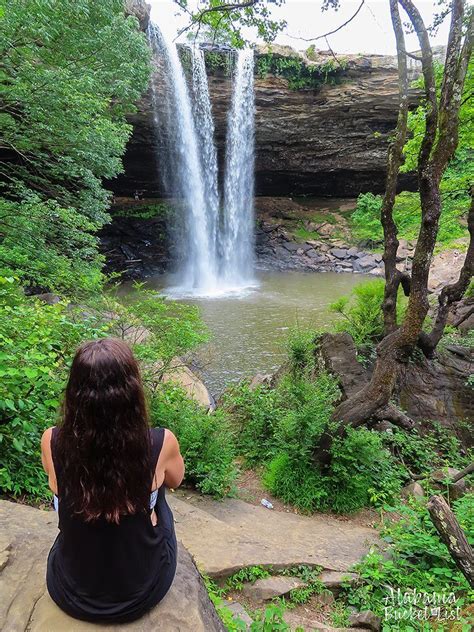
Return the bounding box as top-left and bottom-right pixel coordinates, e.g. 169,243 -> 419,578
225,566 -> 271,591
256,53 -> 346,90
352,59 -> 473,255
351,192 -> 468,249
0,277 -> 110,498
402,60 -> 473,205
225,332 -> 403,514
345,496 -> 474,628
330,279 -> 406,349
250,604 -> 292,631
202,573 -> 248,631
149,383 -> 237,498
293,224 -> 320,241
383,423 -> 473,479
203,50 -> 233,76
264,425 -> 403,514
113,203 -> 171,220
0,278 -> 211,500
101,284 -> 208,368
179,1 -> 286,48
0,0 -> 151,292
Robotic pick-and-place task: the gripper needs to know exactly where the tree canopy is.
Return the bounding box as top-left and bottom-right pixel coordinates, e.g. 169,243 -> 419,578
0,0 -> 150,293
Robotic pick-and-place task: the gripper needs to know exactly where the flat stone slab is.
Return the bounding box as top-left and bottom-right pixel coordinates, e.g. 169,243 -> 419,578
169,492 -> 379,578
242,576 -> 306,601
319,571 -> 359,589
0,500 -> 224,632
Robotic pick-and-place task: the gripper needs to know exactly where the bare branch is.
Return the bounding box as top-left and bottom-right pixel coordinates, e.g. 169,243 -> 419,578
175,0 -> 260,40
287,1 -> 365,43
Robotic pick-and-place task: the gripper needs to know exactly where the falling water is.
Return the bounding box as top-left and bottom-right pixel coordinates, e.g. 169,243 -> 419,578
148,23 -> 255,296
190,46 -> 220,274
148,24 -> 219,292
222,49 -> 256,284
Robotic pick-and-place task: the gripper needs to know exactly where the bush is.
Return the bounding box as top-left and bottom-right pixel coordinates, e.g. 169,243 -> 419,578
0,277 -> 110,498
383,422 -> 473,478
264,425 -> 403,514
0,278 -> 212,500
225,335 -> 403,514
351,191 -> 468,248
345,495 -> 474,626
149,383 -> 237,498
330,279 -> 406,349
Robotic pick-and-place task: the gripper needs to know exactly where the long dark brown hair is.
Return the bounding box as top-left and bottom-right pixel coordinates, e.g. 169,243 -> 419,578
55,338 -> 152,524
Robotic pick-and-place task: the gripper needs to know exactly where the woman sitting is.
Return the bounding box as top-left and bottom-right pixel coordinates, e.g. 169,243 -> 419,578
41,338 -> 184,623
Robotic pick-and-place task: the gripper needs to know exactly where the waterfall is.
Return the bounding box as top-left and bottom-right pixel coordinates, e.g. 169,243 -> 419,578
222,49 -> 255,284
148,22 -> 255,296
190,46 -> 220,275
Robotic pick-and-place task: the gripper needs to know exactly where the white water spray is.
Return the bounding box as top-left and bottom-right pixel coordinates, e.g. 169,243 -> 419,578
222,49 -> 255,284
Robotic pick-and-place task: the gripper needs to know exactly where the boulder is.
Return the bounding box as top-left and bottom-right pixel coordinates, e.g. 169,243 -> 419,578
162,358 -> 215,410
124,0 -> 151,31
319,571 -> 359,592
242,576 -> 306,602
431,468 -> 471,500
331,248 -> 350,260
0,500 -> 224,632
348,610 -> 382,631
320,333 -> 473,443
353,255 -> 377,272
401,482 -> 425,500
248,373 -> 273,391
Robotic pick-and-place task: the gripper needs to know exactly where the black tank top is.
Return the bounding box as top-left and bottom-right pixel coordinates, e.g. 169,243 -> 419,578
46,426 -> 177,624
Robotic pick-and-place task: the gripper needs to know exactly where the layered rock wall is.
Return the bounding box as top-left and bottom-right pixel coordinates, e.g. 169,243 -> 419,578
111,47 -> 422,198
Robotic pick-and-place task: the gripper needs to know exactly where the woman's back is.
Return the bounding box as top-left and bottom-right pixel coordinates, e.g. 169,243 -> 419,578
47,425 -> 177,623
47,428 -> 176,622
42,338 -> 183,624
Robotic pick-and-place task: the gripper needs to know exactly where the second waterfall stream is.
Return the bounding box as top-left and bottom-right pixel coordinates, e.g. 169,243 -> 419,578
148,23 -> 256,297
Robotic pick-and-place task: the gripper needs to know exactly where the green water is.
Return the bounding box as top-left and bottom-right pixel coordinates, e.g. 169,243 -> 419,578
142,270 -> 368,395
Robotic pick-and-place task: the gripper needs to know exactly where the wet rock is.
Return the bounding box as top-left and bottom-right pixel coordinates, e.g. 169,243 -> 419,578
242,576 -> 306,602
331,248 -> 350,259
348,610 -> 382,631
401,482 -> 425,500
249,373 -> 273,391
353,255 -> 377,272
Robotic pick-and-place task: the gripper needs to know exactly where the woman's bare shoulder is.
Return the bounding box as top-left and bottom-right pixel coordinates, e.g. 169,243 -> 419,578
41,427 -> 55,452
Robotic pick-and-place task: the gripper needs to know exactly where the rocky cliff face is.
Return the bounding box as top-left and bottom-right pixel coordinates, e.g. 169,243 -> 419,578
110,46 -> 421,198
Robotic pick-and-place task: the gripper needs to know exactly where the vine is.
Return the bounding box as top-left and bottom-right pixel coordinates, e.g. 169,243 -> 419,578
256,52 -> 347,90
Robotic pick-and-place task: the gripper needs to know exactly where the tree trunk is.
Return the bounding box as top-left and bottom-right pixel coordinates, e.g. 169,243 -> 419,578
427,495 -> 474,587
381,0 -> 410,335
313,0 -> 473,467
419,191 -> 474,357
